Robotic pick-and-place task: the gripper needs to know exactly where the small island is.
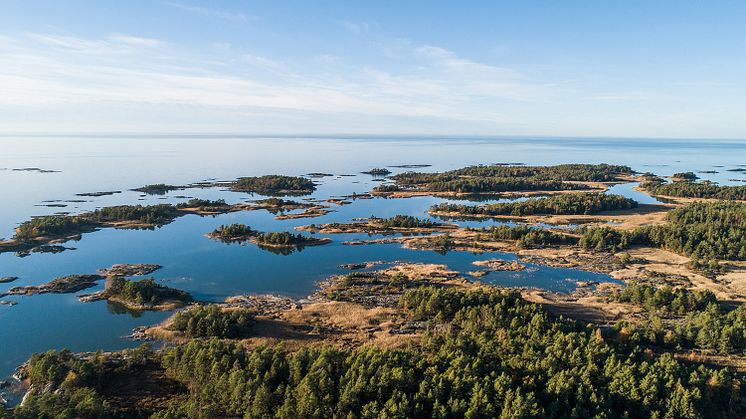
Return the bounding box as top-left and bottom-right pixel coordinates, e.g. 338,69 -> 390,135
297,215 -> 454,235
670,172 -> 699,182
208,223 -> 331,250
230,175 -> 316,195
82,277 -> 193,311
1,274 -> 104,298
429,193 -> 638,218
372,163 -> 634,196
132,183 -> 183,195
361,167 -> 392,176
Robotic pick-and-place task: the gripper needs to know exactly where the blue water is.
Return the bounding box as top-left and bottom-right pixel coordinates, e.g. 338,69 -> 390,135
1,135 -> 746,379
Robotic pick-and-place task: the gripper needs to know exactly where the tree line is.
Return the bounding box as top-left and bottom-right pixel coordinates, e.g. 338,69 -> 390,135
579,202 -> 746,264
103,277 -> 192,306
8,286 -> 742,418
475,225 -> 573,248
432,193 -> 637,217
169,305 -> 254,339
372,215 -> 437,228
231,175 -> 316,196
642,180 -> 746,200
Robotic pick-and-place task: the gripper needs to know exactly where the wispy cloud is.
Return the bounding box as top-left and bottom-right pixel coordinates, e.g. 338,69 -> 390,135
341,20 -> 379,34
0,31 -> 568,133
166,2 -> 250,23
109,33 -> 163,47
4,30 -> 719,137
242,54 -> 287,73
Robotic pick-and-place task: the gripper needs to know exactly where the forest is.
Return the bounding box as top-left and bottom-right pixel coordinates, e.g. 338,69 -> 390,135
175,198 -> 228,209
132,184 -> 182,195
642,180 -> 746,200
373,215 -> 437,228
446,163 -> 634,181
579,201 -> 746,263
11,204 -> 183,242
86,204 -> 179,225
255,231 -> 320,246
169,305 -> 255,339
209,223 -> 258,240
231,175 -> 316,195
613,282 -> 717,316
8,287 -> 740,418
384,176 -> 590,194
103,277 -> 193,306
474,224 -> 574,248
385,163 -> 631,191
612,283 -> 746,354
12,215 -> 93,241
671,172 -> 699,181
431,193 -> 637,217
379,163 -> 635,194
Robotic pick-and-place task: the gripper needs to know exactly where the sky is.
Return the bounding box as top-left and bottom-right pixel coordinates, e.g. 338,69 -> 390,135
1,0 -> 745,138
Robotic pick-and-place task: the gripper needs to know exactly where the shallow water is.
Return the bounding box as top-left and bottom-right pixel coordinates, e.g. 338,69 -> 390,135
1,135 -> 745,378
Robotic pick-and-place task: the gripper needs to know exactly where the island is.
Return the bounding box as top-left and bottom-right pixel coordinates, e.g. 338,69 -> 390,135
131,183 -> 183,195
372,163 -> 635,197
81,277 -> 192,311
208,223 -> 331,251
230,175 -> 316,195
429,193 -> 638,218
0,197 -> 334,256
361,167 -> 392,176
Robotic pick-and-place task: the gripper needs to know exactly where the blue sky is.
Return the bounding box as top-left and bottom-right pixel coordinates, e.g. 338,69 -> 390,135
1,1 -> 745,138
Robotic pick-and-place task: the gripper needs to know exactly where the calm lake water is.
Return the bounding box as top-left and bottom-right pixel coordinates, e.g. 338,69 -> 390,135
1,135 -> 746,379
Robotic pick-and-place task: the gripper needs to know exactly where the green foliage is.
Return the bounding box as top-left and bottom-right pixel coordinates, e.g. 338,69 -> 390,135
255,231 -> 314,246
614,282 -> 717,316
447,163 -> 633,181
11,346 -> 158,418
170,305 -> 254,338
210,224 -> 321,249
580,202 -> 746,261
132,184 -> 180,195
387,164 -> 632,193
176,198 -> 227,209
232,175 -> 316,195
11,204 -> 181,241
210,223 -> 257,240
11,387 -> 111,419
405,176 -> 590,194
478,225 -> 574,248
25,349 -> 96,389
643,180 -> 746,200
86,204 -> 179,225
372,184 -> 400,192
153,287 -> 740,418
671,172 -> 699,181
374,215 -> 437,228
13,215 -> 91,241
433,193 -> 637,217
256,198 -> 301,206
362,168 -> 391,176
616,303 -> 746,354
103,277 -> 192,306
13,350 -> 111,418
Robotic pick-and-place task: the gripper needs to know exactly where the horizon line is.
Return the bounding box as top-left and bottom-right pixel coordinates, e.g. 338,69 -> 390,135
1,132 -> 745,142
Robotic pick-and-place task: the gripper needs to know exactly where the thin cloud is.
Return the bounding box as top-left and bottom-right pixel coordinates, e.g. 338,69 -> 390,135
341,20 -> 379,34
109,33 -> 163,47
166,2 -> 251,23
242,54 -> 287,73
